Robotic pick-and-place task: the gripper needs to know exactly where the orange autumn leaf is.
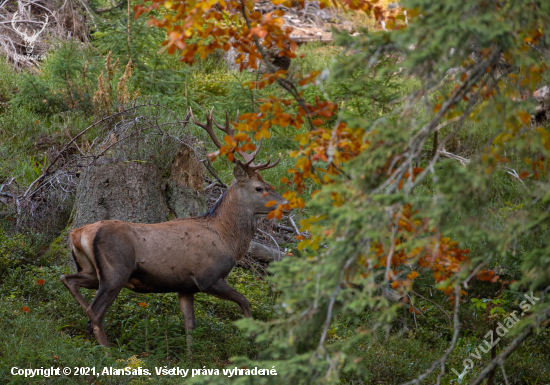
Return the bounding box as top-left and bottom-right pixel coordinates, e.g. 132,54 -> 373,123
407,271 -> 419,280
36,279 -> 45,285
519,171 -> 530,180
138,302 -> 148,308
519,110 -> 531,125
20,306 -> 30,313
265,200 -> 278,207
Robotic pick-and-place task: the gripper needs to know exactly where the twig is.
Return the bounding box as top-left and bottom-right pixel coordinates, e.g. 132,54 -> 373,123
287,215 -> 301,235
77,0 -> 98,30
400,285 -> 461,385
200,158 -> 227,188
317,256 -> 356,352
274,223 -> 295,233
462,261 -> 487,289
411,290 -> 452,326
500,363 -> 510,385
257,228 -> 281,261
376,49 -> 501,195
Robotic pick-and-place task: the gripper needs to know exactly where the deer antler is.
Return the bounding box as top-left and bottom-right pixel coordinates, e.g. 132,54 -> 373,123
189,107 -> 224,149
190,107 -> 281,172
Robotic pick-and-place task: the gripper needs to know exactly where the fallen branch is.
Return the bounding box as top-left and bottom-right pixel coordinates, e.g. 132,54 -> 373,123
439,150 -> 525,184
248,241 -> 283,262
288,215 -> 302,235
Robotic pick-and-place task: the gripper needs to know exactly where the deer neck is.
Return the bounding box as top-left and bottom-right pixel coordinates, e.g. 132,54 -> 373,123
208,184 -> 257,259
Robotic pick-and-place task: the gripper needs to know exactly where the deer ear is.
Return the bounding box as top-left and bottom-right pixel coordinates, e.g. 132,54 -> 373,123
233,160 -> 249,183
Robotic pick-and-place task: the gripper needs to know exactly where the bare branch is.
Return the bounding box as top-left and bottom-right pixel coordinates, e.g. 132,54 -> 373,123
317,255 -> 356,352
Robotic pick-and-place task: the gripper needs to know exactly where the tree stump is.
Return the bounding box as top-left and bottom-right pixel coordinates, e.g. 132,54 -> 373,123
163,148 -> 207,218
72,159 -> 169,229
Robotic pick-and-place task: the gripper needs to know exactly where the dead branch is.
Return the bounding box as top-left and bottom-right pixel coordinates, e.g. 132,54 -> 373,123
439,150 -> 525,184
248,241 -> 282,263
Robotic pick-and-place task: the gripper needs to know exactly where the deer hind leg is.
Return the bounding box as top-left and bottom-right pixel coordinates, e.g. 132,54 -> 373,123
86,281 -> 126,347
177,292 -> 195,353
177,292 -> 195,331
60,271 -> 99,334
204,279 -> 252,318
85,228 -> 135,348
60,271 -> 99,312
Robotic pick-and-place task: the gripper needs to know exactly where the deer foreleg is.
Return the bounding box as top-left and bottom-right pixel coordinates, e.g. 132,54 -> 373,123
205,279 -> 252,318
178,292 -> 195,353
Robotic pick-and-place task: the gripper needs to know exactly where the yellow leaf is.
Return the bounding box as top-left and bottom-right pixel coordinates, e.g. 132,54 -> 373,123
224,135 -> 236,146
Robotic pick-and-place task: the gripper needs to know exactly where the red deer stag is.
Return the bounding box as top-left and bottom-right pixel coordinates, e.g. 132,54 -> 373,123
61,108 -> 289,347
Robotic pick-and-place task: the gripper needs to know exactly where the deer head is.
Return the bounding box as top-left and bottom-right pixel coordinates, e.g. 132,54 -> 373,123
11,12 -> 48,55
190,107 -> 290,218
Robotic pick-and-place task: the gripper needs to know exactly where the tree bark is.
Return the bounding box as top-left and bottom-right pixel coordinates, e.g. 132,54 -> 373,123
163,148 -> 206,218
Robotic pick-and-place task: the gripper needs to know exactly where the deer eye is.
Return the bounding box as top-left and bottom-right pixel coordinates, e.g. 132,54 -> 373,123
256,187 -> 263,192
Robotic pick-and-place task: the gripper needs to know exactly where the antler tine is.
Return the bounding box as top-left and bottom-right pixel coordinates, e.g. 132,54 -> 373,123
248,153 -> 282,172
238,138 -> 263,165
212,110 -> 234,138
189,107 -> 223,149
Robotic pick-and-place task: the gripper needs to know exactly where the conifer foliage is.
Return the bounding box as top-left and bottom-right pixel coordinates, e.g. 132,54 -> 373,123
139,0 -> 550,382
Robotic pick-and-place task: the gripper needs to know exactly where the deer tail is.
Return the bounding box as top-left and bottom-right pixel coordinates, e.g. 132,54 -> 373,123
69,227 -> 96,274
